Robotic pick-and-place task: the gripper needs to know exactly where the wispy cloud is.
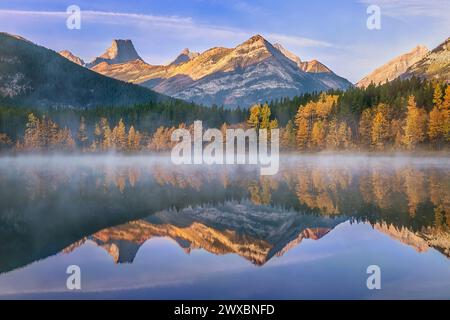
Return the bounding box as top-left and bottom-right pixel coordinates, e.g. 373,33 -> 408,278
0,9 -> 332,49
358,0 -> 450,20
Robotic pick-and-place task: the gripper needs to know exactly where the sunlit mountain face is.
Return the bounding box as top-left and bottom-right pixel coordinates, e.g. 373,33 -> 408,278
0,155 -> 449,299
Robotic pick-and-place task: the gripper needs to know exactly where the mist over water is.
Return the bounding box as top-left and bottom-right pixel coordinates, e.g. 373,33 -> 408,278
0,154 -> 449,299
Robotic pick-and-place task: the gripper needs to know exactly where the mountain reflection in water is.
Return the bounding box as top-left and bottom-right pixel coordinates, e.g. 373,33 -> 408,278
0,155 -> 449,299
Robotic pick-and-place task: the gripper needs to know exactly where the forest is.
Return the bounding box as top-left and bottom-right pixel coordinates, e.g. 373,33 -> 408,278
0,77 -> 448,153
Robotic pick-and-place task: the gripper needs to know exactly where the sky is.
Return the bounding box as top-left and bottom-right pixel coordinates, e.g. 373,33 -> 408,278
0,0 -> 449,83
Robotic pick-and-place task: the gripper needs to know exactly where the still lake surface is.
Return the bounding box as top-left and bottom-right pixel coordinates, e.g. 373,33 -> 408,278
0,155 -> 449,299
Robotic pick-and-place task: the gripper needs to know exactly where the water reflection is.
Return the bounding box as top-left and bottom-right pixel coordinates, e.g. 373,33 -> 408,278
0,155 -> 449,298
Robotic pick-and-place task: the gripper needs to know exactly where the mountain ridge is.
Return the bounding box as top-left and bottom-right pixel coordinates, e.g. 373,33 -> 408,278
357,45 -> 429,88
82,34 -> 352,107
401,37 -> 450,82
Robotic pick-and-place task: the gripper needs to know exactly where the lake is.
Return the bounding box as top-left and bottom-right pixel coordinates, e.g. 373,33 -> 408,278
0,154 -> 449,299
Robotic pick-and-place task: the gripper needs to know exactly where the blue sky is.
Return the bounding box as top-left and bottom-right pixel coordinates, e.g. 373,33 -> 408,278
0,0 -> 449,82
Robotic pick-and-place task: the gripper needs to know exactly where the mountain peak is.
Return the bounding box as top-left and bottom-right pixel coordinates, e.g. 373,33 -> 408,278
181,48 -> 191,55
273,43 -> 302,65
248,34 -> 265,42
170,48 -> 200,66
59,50 -> 85,66
301,60 -> 332,73
100,39 -> 142,62
241,34 -> 269,48
87,39 -> 143,68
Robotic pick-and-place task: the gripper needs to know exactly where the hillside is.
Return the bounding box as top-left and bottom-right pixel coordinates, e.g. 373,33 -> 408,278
0,33 -> 169,109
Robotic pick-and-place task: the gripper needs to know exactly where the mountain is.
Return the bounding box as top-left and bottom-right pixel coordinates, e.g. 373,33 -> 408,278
88,201 -> 345,266
88,35 -> 352,107
357,45 -> 429,88
401,37 -> 450,82
169,48 -> 200,66
273,43 -> 332,73
59,50 -> 85,66
0,33 -> 169,108
87,39 -> 143,68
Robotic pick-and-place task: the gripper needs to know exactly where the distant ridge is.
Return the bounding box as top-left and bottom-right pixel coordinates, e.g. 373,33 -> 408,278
83,34 -> 352,107
357,45 -> 429,88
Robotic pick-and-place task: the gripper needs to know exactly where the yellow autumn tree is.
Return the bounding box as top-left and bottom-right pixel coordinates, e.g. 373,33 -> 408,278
338,122 -> 352,149
433,84 -> 443,110
112,119 -> 127,151
295,117 -> 309,150
358,109 -> 373,148
428,106 -> 443,144
247,104 -> 261,130
24,113 -> 40,150
281,120 -> 296,150
0,133 -> 12,150
442,86 -> 450,141
371,112 -> 389,150
127,126 -> 141,152
100,118 -> 112,151
326,119 -> 339,150
260,103 -> 271,130
402,96 -> 427,149
311,120 -> 326,149
77,117 -> 88,150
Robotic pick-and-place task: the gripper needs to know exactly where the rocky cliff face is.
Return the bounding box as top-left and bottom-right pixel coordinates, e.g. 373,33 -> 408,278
357,45 -> 429,88
87,35 -> 352,107
87,39 -> 143,68
401,37 -> 450,82
58,50 -> 85,66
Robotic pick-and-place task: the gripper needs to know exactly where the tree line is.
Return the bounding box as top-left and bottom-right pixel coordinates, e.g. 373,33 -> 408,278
0,78 -> 448,153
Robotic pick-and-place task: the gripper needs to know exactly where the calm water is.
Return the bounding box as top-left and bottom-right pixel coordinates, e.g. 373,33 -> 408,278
0,155 -> 449,299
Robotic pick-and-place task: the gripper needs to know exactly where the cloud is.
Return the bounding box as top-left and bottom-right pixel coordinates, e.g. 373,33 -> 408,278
0,9 -> 332,49
358,0 -> 450,20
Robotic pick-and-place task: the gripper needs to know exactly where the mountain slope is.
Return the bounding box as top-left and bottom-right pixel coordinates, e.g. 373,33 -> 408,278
89,35 -> 352,108
0,33 -> 169,108
357,45 -> 429,88
401,37 -> 450,82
